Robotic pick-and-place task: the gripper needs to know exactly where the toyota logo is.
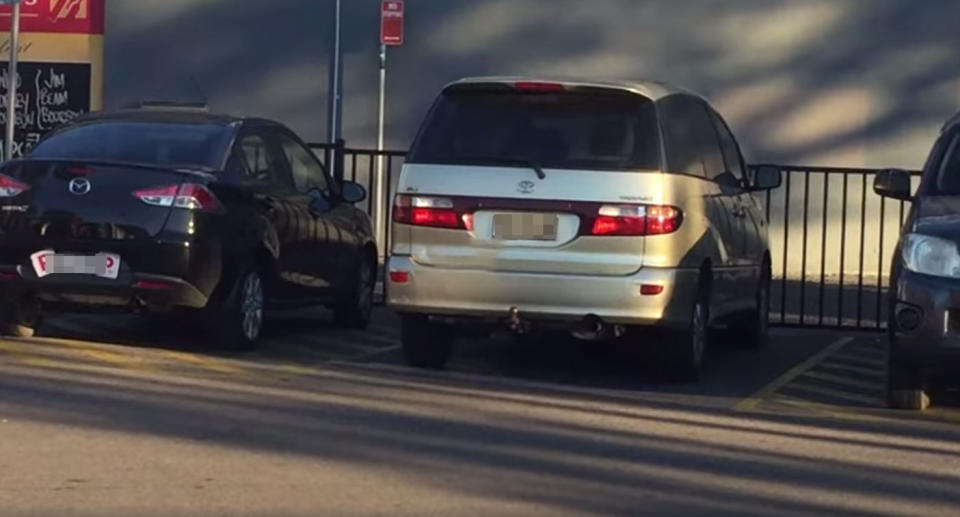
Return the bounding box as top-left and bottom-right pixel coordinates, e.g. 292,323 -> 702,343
517,180 -> 536,194
68,177 -> 91,196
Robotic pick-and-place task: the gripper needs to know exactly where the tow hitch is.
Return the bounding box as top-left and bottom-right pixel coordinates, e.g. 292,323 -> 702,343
506,306 -> 531,335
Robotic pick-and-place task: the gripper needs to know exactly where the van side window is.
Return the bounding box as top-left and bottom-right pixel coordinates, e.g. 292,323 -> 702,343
710,110 -> 746,187
659,95 -> 725,179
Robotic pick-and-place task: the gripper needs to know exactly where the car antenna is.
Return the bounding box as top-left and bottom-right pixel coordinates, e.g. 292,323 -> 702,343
190,74 -> 210,109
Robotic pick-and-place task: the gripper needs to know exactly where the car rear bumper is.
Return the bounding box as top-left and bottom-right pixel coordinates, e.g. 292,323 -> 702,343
385,255 -> 698,327
890,270 -> 960,368
0,236 -> 219,312
0,268 -> 209,311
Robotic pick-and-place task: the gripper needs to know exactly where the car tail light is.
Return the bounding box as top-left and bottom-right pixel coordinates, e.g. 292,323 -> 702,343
393,195 -> 469,230
591,205 -> 682,236
0,173 -> 29,198
514,82 -> 566,93
133,183 -> 222,212
0,271 -> 18,281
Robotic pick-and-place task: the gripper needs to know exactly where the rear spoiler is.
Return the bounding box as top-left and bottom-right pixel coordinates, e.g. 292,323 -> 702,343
1,158 -> 218,181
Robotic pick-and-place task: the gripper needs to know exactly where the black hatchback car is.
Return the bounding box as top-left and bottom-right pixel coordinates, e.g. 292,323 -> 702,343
0,107 -> 377,349
875,112 -> 960,410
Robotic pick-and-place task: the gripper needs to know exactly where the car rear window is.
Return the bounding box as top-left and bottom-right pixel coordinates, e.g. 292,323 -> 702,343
29,121 -> 234,170
408,89 -> 661,171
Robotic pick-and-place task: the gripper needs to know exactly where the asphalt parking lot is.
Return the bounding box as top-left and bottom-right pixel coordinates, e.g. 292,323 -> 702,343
2,308 -> 960,516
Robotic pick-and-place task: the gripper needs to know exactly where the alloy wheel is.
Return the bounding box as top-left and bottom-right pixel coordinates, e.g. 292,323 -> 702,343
241,273 -> 265,341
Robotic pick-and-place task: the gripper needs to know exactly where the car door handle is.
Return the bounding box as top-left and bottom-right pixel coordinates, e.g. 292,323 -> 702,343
732,206 -> 747,218
254,194 -> 278,214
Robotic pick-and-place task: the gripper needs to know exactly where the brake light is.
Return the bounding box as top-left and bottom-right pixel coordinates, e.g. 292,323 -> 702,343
0,173 -> 29,198
133,183 -> 222,212
514,82 -> 566,93
134,280 -> 175,290
393,195 -> 469,230
591,205 -> 682,236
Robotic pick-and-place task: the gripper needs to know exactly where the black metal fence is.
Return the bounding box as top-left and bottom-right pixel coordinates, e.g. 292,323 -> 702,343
758,165 -> 921,330
310,142 -> 919,331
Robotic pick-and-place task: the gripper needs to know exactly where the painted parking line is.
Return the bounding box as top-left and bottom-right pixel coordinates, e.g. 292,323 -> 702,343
734,337 -> 853,412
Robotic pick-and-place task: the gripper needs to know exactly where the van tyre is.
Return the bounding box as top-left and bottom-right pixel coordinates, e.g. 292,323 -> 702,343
333,255 -> 375,330
730,261 -> 771,349
214,268 -> 265,352
888,360 -> 930,411
401,315 -> 453,369
665,288 -> 709,382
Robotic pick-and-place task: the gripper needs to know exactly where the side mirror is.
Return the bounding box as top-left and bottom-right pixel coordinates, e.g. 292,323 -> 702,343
874,169 -> 912,201
750,165 -> 782,191
341,180 -> 367,204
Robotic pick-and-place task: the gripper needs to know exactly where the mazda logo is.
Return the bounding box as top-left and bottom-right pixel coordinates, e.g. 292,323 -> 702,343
68,177 -> 91,196
517,180 -> 536,194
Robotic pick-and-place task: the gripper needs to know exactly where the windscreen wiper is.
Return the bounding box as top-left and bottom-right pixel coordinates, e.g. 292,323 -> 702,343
459,155 -> 546,180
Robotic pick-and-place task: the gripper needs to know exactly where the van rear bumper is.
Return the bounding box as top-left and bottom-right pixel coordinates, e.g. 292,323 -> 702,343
385,255 -> 699,327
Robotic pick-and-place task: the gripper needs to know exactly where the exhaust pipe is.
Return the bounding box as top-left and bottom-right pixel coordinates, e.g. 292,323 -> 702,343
571,315 -> 625,341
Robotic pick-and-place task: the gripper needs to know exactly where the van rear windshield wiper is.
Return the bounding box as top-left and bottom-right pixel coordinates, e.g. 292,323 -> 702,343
458,155 -> 546,180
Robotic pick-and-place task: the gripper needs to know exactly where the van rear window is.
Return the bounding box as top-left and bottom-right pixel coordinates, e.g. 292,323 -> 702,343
407,90 -> 661,171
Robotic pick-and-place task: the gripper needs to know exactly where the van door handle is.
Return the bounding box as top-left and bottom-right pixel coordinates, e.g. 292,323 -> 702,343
732,206 -> 747,218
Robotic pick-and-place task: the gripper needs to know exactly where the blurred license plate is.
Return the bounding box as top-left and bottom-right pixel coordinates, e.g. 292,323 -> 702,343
492,213 -> 558,241
30,250 -> 121,279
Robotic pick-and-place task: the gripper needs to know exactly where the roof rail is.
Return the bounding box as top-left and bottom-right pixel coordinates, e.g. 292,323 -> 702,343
124,101 -> 211,112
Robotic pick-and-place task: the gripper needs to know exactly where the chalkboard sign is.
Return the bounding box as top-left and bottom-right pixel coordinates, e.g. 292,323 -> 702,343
0,61 -> 91,160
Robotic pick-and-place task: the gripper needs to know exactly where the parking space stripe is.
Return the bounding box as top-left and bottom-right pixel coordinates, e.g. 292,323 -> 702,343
159,351 -> 247,375
734,337 -> 853,412
41,338 -> 151,370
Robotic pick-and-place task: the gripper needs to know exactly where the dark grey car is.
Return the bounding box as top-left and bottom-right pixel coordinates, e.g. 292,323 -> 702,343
875,112 -> 960,410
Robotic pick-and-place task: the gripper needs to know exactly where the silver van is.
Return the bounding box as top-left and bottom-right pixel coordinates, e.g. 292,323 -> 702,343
387,77 -> 781,379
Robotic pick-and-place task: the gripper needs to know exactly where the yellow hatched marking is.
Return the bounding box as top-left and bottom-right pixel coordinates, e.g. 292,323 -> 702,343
800,370 -> 884,392
786,380 -> 886,407
818,360 -> 884,377
828,352 -> 887,369
734,337 -> 853,412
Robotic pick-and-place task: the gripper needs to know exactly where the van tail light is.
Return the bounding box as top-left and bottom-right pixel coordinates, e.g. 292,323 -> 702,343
0,173 -> 29,198
591,205 -> 682,236
133,183 -> 222,212
393,194 -> 471,230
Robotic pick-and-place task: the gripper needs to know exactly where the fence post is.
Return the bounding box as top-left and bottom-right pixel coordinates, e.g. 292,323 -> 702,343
334,138 -> 346,183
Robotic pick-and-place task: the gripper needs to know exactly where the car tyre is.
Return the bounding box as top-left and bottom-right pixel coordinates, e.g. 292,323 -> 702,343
333,255 -> 375,330
401,315 -> 453,369
0,298 -> 40,338
214,268 -> 266,352
888,359 -> 930,411
665,286 -> 709,382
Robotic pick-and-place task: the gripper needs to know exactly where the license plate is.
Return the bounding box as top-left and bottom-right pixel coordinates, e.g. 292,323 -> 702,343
30,250 -> 121,279
492,213 -> 559,241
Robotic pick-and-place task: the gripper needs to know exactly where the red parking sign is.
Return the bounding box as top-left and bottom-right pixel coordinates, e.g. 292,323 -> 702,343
380,1 -> 403,46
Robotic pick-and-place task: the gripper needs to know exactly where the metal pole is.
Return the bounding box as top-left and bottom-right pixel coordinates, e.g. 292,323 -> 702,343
5,0 -> 20,162
375,44 -> 387,259
327,0 -> 342,143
